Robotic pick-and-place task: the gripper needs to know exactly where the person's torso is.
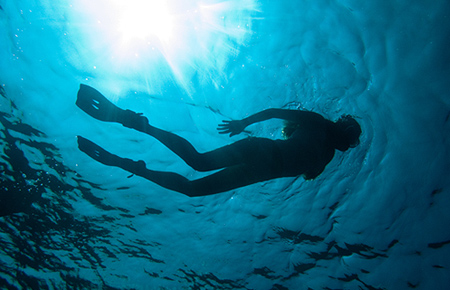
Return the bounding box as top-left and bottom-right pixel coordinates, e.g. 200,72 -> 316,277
275,119 -> 335,179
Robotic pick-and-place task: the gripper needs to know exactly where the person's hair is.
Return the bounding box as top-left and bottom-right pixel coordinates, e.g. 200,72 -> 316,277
334,115 -> 362,151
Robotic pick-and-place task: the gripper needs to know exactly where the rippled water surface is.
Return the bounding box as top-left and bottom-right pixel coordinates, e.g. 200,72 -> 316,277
1,0 -> 450,289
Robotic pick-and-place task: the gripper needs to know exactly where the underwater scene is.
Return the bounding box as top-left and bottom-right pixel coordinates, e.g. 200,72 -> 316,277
1,0 -> 450,289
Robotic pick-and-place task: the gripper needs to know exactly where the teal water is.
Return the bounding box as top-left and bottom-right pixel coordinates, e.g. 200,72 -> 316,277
1,0 -> 450,289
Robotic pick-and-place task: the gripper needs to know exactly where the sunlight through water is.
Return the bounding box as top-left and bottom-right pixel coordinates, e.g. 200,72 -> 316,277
117,0 -> 173,43
65,0 -> 260,96
1,0 -> 450,288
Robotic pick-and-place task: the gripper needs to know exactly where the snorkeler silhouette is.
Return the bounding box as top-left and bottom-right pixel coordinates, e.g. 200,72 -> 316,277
76,84 -> 361,197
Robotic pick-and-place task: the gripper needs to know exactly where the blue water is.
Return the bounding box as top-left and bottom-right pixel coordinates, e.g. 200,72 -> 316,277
1,0 -> 450,289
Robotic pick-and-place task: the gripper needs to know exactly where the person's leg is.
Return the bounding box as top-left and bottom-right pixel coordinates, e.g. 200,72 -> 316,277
77,136 -> 192,193
76,85 -> 266,172
77,136 -> 276,196
119,160 -> 271,197
123,113 -> 270,172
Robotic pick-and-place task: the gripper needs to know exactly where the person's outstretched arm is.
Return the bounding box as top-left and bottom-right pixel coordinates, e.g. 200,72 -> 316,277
217,109 -> 322,137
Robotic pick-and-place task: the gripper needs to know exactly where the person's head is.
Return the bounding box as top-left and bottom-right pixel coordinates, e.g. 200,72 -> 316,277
333,115 -> 362,151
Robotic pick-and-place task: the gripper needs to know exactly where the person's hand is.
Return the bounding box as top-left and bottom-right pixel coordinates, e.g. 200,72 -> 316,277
217,120 -> 246,137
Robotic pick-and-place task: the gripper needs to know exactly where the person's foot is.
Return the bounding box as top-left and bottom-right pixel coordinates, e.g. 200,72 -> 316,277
77,136 -> 148,172
119,158 -> 147,173
76,84 -> 150,130
120,110 -> 149,129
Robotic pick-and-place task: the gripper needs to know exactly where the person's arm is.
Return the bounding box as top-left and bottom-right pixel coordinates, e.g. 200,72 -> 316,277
217,109 -> 319,137
242,108 -> 315,125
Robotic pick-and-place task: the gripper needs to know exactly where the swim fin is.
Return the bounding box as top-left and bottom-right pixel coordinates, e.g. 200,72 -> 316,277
77,135 -> 120,166
76,84 -> 124,123
77,135 -> 147,172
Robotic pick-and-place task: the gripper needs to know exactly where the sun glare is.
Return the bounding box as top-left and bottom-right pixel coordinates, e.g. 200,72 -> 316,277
69,0 -> 259,95
117,0 -> 173,43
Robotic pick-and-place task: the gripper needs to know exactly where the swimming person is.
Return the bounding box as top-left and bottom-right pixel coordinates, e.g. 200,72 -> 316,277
76,84 -> 362,197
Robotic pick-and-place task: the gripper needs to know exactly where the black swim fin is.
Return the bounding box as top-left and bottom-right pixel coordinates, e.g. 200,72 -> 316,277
77,135 -> 119,166
76,84 -> 124,123
77,135 -> 147,172
77,135 -> 103,162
